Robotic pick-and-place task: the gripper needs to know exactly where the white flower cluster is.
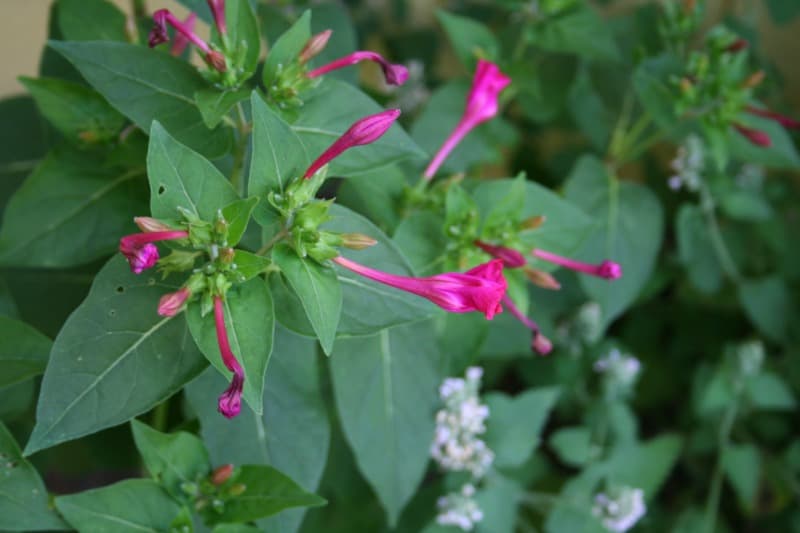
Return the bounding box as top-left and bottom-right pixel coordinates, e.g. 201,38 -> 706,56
436,483 -> 484,531
592,486 -> 647,532
735,339 -> 764,377
594,348 -> 642,390
431,367 -> 494,478
669,134 -> 705,192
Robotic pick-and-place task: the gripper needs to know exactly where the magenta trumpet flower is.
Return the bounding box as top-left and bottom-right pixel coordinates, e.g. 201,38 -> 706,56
303,109 -> 401,178
119,230 -> 189,274
213,296 -> 245,419
207,0 -> 226,35
333,256 -> 507,320
474,240 -> 526,268
148,9 -> 226,72
170,13 -> 197,57
502,295 -> 552,355
306,51 -> 409,86
424,59 -> 511,180
745,105 -> 800,129
532,249 -> 622,280
733,123 -> 771,147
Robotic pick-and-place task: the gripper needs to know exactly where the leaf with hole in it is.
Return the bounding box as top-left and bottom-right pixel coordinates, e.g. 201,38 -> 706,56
24,256 -> 207,456
186,278 -> 274,415
0,422 -> 69,531
49,40 -> 232,158
147,121 -> 239,221
0,316 -> 52,388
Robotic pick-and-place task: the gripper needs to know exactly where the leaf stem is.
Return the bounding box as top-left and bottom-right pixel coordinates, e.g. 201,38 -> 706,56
151,399 -> 169,432
256,228 -> 289,256
699,183 -> 742,284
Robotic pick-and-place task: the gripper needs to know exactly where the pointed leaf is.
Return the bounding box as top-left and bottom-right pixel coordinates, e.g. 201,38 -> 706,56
195,87 -> 250,129
0,316 -> 52,388
436,10 -> 499,69
262,11 -> 311,88
58,0 -> 127,42
222,196 -> 259,246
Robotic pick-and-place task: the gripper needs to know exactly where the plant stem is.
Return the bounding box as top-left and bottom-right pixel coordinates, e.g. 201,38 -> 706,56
699,183 -> 742,284
256,228 -> 289,256
151,399 -> 169,432
703,382 -> 741,533
132,0 -> 147,17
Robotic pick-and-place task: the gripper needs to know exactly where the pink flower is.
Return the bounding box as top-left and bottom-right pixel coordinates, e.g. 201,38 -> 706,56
303,109 -> 401,178
424,59 -> 511,180
474,240 -> 526,268
213,296 -> 245,419
333,256 -> 507,319
170,13 -> 197,57
726,38 -> 748,53
306,51 -> 409,86
503,295 -> 552,356
299,30 -> 333,64
531,249 -> 622,280
157,287 -> 191,317
745,106 -> 800,129
734,123 -> 771,147
119,230 -> 189,274
207,0 -> 226,35
148,9 -> 226,72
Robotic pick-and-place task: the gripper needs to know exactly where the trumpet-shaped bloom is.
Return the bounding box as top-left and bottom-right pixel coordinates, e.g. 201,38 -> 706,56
119,230 -> 189,274
149,9 -> 226,72
474,240 -> 526,268
532,249 -> 622,280
307,51 -> 408,86
333,256 -> 507,320
213,296 -> 245,419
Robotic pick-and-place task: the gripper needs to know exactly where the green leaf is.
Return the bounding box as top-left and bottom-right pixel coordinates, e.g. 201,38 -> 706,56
248,91 -> 309,197
550,426 -> 593,467
232,250 -> 272,281
58,0 -> 127,42
436,10 -> 499,70
0,316 -> 52,388
746,372 -> 796,410
475,474 -> 524,533
20,77 -> 125,143
729,112 -> 800,169
187,278 -> 274,415
309,3 -> 358,84
335,164 -> 406,231
147,121 -> 239,221
722,443 -> 760,513
606,434 -> 682,497
222,196 -> 259,246
568,66 -> 613,151
56,479 -> 183,533
263,10 -> 311,89
738,276 -> 794,343
0,380 -> 35,422
0,422 -> 68,531
292,79 -> 425,176
224,0 -> 261,78
766,0 -> 800,24
513,56 -> 578,124
564,155 -> 664,326
0,146 -> 147,268
49,41 -> 233,158
195,87 -> 250,129
214,525 -> 262,533
0,96 -> 48,216
330,321 -> 442,525
528,6 -> 620,63
676,204 -> 722,293
632,54 -> 683,132
210,464 -> 326,523
392,212 -> 449,275
24,256 -> 207,455
272,244 -> 341,355
484,387 -> 561,468
185,326 -> 330,533
130,419 -> 211,501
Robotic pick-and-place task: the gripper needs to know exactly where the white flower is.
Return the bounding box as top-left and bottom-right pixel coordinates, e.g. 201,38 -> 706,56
594,348 -> 642,389
436,484 -> 485,531
669,135 -> 704,192
592,486 -> 647,532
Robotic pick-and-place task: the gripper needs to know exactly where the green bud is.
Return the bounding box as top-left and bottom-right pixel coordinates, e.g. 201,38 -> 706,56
228,483 -> 247,497
180,482 -> 199,496
158,250 -> 200,275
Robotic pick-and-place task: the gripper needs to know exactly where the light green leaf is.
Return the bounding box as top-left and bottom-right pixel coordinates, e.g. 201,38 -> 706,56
436,10 -> 499,69
49,40 -> 233,158
723,443 -> 760,513
331,322 -> 441,526
676,204 -> 722,293
131,419 -> 211,501
475,474 -> 524,533
0,422 -> 68,531
550,426 -> 593,468
195,87 -> 250,129
746,372 -> 796,410
232,250 -> 272,281
55,479 -> 183,533
223,0 -> 261,78
528,6 -> 620,62
24,256 -> 207,455
187,278 -> 274,415
222,196 -> 259,247
263,10 -> 311,89
147,121 -> 239,221
0,316 -> 52,388
607,434 -> 682,497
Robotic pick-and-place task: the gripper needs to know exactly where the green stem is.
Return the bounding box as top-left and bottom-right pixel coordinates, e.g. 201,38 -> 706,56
132,0 -> 147,17
151,399 -> 169,432
699,183 -> 742,283
703,381 -> 741,533
256,228 -> 289,256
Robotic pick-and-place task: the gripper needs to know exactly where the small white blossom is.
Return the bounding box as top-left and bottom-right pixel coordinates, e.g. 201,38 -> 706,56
669,135 -> 705,192
735,340 -> 764,377
594,348 -> 642,389
436,484 -> 484,531
592,486 -> 646,532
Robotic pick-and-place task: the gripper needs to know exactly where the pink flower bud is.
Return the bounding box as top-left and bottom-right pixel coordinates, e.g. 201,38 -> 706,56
532,332 -> 553,356
303,109 -> 401,178
157,287 -> 191,317
502,295 -> 551,355
306,51 -> 408,86
207,0 -> 226,35
532,249 -> 622,280
299,30 -> 333,63
726,38 -> 748,53
745,106 -> 800,129
474,240 -> 526,268
734,123 -> 771,147
211,464 -> 234,485
134,216 -> 173,233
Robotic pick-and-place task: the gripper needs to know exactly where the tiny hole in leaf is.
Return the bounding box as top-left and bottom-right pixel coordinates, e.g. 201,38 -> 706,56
116,286 -> 125,294
108,309 -> 116,317
158,185 -> 166,195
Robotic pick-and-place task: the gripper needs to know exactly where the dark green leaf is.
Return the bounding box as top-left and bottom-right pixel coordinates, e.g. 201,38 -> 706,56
528,7 -> 620,63
606,434 -> 682,496
549,426 -> 593,467
224,0 -> 261,78
330,321 -> 442,525
0,316 -> 52,388
568,66 -> 613,151
186,278 -> 274,415
738,276 -> 794,343
632,54 -> 683,132
0,380 -> 35,422
436,10 -> 499,69
392,212 -> 449,276
722,443 -> 760,513
729,112 -> 800,169
263,10 -> 311,89
195,87 -> 250,129
58,0 -> 127,42
24,256 -> 207,455
222,196 -> 259,246
766,0 -> 800,26
746,371 -> 796,410
675,204 -> 722,293
49,41 -> 232,158
309,4 -> 358,84
131,419 -> 211,501
0,422 -> 68,531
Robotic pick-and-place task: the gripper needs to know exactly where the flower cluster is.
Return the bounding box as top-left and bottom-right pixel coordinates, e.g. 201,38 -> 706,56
592,486 -> 647,533
668,134 -> 704,192
431,367 -> 494,479
594,348 -> 642,396
436,483 -> 484,531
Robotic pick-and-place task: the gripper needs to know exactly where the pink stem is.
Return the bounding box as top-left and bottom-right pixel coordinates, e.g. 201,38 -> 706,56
164,11 -> 210,53
532,249 -> 622,279
502,295 -> 540,333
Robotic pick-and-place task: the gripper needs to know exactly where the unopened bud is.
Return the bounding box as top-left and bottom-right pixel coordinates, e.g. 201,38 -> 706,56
205,50 -> 227,72
228,483 -> 247,497
157,287 -> 192,317
679,77 -> 693,93
519,215 -> 546,230
299,30 -> 333,63
340,233 -> 378,250
211,464 -> 234,485
726,38 -> 748,54
742,70 -> 765,89
135,216 -> 174,233
523,266 -> 561,290
180,481 -> 199,496
219,247 -> 235,263
532,332 -> 553,355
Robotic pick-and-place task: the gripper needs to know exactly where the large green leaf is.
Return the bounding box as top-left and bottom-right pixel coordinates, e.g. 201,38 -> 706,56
291,79 -> 425,177
676,204 -> 722,293
0,422 -> 68,531
55,479 -> 183,533
528,6 -> 620,63
49,41 -> 232,158
24,256 -> 207,455
186,278 -> 274,415
0,146 -> 147,267
263,11 -> 311,89
738,276 -> 795,343
330,321 -> 442,526
0,316 -> 52,388
147,121 -> 239,221
436,10 -> 499,70
0,96 -> 48,217
564,155 -> 664,326
185,326 -> 330,533
131,420 -> 211,502
272,244 -> 341,355
58,0 -> 127,42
